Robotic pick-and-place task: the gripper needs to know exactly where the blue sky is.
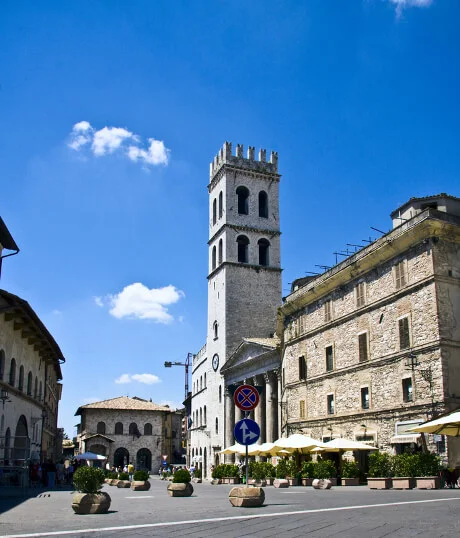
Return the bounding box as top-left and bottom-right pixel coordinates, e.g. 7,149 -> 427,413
1,0 -> 459,438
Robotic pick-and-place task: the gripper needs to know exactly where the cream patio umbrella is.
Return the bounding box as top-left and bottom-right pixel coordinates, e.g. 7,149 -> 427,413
311,438 -> 377,453
249,442 -> 292,456
408,410 -> 460,437
273,434 -> 325,454
218,443 -> 247,455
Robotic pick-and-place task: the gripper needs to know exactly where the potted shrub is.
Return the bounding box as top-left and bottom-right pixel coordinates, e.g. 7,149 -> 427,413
167,468 -> 193,497
367,451 -> 393,489
249,462 -> 267,487
131,470 -> 151,491
211,464 -> 224,484
392,453 -> 417,489
313,459 -> 337,486
415,452 -> 441,489
301,461 -> 314,486
264,462 -> 276,486
71,466 -> 111,514
106,471 -> 119,486
193,468 -> 202,483
341,460 -> 360,486
275,458 -> 289,479
225,464 -> 241,484
285,458 -> 299,486
117,471 -> 131,488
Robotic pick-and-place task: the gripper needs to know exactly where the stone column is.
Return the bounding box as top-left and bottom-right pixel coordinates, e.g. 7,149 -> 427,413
264,373 -> 275,443
276,368 -> 282,439
225,388 -> 235,463
254,375 -> 265,444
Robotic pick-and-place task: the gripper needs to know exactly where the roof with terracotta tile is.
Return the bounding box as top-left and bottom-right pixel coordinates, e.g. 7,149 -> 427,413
75,396 -> 171,415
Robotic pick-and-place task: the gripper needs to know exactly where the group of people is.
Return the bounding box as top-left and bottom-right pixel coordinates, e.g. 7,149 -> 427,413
28,458 -> 81,488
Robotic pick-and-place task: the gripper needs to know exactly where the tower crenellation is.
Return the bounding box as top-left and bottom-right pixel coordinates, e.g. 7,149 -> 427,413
209,141 -> 279,177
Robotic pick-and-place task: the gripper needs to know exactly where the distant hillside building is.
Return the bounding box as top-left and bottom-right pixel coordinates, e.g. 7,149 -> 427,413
279,194 -> 460,468
75,396 -> 182,472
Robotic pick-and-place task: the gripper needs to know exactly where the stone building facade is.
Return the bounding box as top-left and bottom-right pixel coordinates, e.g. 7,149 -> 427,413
0,289 -> 64,467
279,194 -> 460,467
190,142 -> 282,475
76,396 -> 182,473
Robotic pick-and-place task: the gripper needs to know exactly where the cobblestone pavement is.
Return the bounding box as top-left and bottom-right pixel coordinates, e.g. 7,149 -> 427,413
1,479 -> 460,538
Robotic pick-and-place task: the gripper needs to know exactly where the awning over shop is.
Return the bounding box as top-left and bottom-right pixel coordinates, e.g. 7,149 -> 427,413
390,434 -> 420,444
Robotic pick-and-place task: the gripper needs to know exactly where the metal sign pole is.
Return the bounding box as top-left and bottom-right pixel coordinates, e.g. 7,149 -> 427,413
245,410 -> 249,486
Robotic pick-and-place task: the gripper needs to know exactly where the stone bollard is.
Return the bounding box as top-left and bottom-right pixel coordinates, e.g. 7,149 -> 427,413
229,486 -> 265,507
312,479 -> 332,489
273,479 -> 289,488
131,480 -> 151,491
167,482 -> 194,497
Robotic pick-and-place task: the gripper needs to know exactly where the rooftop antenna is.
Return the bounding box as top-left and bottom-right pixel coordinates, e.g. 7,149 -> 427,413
305,271 -> 321,275
370,226 -> 385,235
315,265 -> 331,271
347,243 -> 365,251
362,236 -> 373,244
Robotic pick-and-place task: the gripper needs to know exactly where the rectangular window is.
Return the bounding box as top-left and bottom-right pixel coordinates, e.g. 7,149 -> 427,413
361,387 -> 369,409
399,317 -> 411,350
324,300 -> 332,322
299,400 -> 306,419
395,260 -> 407,290
358,332 -> 369,362
299,356 -> 306,380
402,378 -> 413,402
356,282 -> 365,308
327,394 -> 335,415
325,345 -> 334,372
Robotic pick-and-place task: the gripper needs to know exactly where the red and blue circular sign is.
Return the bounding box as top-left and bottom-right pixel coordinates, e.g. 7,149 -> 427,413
233,384 -> 260,411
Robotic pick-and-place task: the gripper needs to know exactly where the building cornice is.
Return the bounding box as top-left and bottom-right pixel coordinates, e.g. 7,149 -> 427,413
208,261 -> 282,280
208,163 -> 280,193
208,223 -> 281,245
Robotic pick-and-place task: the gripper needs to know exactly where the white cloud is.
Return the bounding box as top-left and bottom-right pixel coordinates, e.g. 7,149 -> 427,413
387,0 -> 433,17
131,373 -> 160,385
128,138 -> 169,166
108,282 -> 184,323
92,126 -> 135,156
67,121 -> 170,168
94,296 -> 104,307
115,373 -> 161,385
115,374 -> 132,384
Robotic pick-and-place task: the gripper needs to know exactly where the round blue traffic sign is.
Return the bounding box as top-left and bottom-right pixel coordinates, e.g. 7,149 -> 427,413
234,418 -> 260,446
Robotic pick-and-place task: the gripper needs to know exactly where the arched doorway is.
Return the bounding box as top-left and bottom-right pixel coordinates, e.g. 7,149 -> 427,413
13,415 -> 29,463
113,447 -> 129,468
89,444 -> 106,456
136,448 -> 152,471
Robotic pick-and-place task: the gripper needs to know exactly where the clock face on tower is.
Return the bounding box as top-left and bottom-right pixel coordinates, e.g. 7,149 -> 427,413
212,354 -> 219,371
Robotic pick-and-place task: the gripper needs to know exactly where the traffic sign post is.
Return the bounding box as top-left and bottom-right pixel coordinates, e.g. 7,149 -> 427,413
233,385 -> 261,487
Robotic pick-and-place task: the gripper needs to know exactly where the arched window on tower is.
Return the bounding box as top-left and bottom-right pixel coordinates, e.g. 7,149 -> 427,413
204,405 -> 207,425
0,350 -> 5,381
218,239 -> 223,264
212,198 -> 217,225
219,385 -> 222,403
237,235 -> 249,263
259,191 -> 268,218
213,321 -> 218,340
212,246 -> 217,270
204,373 -> 206,387
18,365 -> 24,391
218,191 -> 223,218
27,371 -> 33,396
215,417 -> 219,434
258,238 -> 270,266
236,186 -> 249,215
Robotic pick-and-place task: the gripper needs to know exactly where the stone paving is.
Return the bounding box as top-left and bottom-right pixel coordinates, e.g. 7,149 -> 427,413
1,478 -> 460,537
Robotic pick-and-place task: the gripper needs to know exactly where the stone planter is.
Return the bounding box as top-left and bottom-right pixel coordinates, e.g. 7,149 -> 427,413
72,492 -> 111,514
229,486 -> 265,507
265,477 -> 274,486
301,478 -> 313,486
131,480 -> 151,491
367,477 -> 392,490
167,482 -> 194,497
392,477 -> 415,490
253,479 -> 267,487
192,477 -> 202,483
416,476 -> 440,490
109,479 -> 119,486
312,479 -> 332,489
210,479 -> 221,485
341,477 -> 360,486
287,477 -> 299,486
226,477 -> 240,484
117,480 -> 131,488
273,479 -> 289,488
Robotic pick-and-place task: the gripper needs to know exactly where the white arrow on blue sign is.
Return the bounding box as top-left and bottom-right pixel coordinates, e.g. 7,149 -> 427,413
234,418 -> 260,446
